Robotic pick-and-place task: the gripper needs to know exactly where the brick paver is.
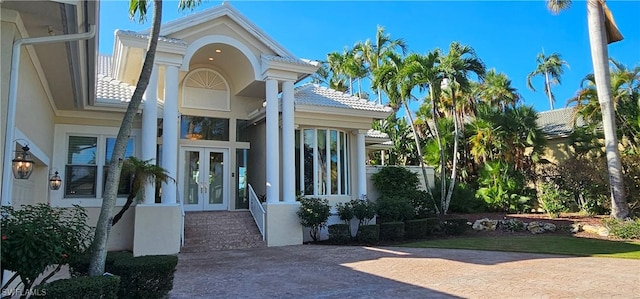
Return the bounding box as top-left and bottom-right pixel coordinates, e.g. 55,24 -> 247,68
169,245 -> 640,299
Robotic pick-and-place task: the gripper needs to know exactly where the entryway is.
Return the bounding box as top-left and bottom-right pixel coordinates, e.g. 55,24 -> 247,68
180,147 -> 229,211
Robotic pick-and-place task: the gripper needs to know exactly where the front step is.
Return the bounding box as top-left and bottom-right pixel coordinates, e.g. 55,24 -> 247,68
182,211 -> 266,253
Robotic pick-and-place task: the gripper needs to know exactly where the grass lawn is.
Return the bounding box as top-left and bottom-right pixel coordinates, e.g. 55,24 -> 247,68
400,235 -> 640,259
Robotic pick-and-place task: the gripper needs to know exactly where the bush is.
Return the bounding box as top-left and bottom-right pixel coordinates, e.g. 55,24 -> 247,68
404,218 -> 439,239
379,222 -> 405,241
476,161 -> 533,213
335,202 -> 354,225
351,198 -> 376,226
406,190 -> 437,219
356,224 -> 379,244
372,166 -> 420,196
35,275 -> 120,299
1,204 -> 93,293
297,197 -> 331,241
539,182 -> 571,218
328,224 -> 351,244
69,252 -> 178,299
433,180 -> 486,213
603,218 -> 640,239
376,195 -> 414,222
442,219 -> 469,236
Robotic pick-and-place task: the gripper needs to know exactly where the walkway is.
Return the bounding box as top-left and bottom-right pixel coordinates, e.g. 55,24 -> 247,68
169,245 -> 640,299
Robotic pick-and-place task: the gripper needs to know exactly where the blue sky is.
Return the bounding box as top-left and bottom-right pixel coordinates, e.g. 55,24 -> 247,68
98,1 -> 640,112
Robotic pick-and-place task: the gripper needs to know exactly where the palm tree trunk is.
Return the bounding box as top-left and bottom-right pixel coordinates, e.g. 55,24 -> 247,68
586,0 -> 628,219
444,88 -> 459,215
358,77 -> 363,98
349,77 -> 353,95
430,88 -> 447,213
403,101 -> 440,214
88,0 -> 163,276
544,71 -> 555,110
112,193 -> 136,226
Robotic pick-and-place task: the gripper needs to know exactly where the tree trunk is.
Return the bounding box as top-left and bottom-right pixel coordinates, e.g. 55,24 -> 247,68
403,101 -> 440,214
88,0 -> 163,276
349,77 -> 353,95
112,193 -> 136,226
429,87 -> 447,214
586,0 -> 628,219
544,71 -> 555,110
444,87 -> 459,215
358,77 -> 363,98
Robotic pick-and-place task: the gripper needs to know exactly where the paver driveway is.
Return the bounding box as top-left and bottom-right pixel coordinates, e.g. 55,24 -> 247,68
169,245 -> 640,299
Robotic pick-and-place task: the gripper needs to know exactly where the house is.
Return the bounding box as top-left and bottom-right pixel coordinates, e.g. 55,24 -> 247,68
536,107 -> 585,164
1,1 -> 394,256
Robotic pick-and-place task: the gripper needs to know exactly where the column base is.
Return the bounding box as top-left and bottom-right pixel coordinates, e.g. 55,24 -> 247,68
133,204 -> 182,256
265,202 -> 303,247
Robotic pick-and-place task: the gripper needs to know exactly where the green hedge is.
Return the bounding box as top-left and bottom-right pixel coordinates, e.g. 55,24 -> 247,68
328,224 -> 351,244
404,218 -> 439,239
357,224 -> 379,244
69,252 -> 178,299
379,222 -> 405,241
35,275 -> 120,299
442,218 -> 469,236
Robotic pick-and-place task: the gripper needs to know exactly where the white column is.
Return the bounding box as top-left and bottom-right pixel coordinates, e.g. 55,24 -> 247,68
265,78 -> 280,203
281,81 -> 295,202
141,65 -> 158,204
356,131 -> 367,198
161,65 -> 179,204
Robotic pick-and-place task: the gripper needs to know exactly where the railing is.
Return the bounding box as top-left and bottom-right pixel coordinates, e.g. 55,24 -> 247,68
176,189 -> 185,247
248,184 -> 266,240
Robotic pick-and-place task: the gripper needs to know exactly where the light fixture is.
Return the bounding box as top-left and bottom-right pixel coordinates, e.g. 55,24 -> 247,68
208,57 -> 214,61
49,168 -> 62,190
12,142 -> 34,179
215,49 -> 221,53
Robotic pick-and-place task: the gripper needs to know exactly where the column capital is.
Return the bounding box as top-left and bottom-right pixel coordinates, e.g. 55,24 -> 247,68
352,129 -> 370,135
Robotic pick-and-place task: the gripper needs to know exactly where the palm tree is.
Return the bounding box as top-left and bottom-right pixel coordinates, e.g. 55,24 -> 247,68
356,26 -> 407,104
438,42 -> 486,215
90,0 -> 202,276
546,0 -> 628,219
526,51 -> 569,110
111,157 -> 173,226
479,69 -> 521,111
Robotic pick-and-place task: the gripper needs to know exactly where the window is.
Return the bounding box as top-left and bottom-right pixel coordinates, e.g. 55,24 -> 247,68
295,129 -> 350,196
180,115 -> 229,141
65,136 -> 134,198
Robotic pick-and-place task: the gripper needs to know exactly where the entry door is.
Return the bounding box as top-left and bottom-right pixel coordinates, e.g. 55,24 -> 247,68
181,147 -> 229,211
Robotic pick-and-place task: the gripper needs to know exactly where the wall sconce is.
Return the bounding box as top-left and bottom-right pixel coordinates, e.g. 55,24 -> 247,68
12,142 -> 34,179
49,168 -> 62,190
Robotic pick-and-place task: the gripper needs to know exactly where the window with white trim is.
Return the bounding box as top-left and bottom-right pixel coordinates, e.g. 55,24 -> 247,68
295,129 -> 350,196
65,136 -> 134,198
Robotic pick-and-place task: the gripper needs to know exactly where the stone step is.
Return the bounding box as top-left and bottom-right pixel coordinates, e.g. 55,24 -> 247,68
182,211 -> 265,253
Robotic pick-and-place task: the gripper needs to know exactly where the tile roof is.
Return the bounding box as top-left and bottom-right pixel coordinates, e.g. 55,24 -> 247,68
261,54 -> 317,67
95,55 -> 134,102
294,84 -> 393,113
118,30 -> 187,45
367,129 -> 389,139
536,107 -> 585,137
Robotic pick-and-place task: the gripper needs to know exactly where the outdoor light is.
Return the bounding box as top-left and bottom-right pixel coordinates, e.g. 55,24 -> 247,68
49,168 -> 62,190
12,143 -> 34,179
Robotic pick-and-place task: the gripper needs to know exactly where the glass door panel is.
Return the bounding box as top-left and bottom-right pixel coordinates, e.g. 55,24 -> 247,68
181,147 -> 228,211
183,150 -> 201,208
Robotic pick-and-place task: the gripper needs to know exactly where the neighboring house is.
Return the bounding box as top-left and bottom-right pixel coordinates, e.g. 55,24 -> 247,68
536,107 -> 585,164
1,1 -> 393,255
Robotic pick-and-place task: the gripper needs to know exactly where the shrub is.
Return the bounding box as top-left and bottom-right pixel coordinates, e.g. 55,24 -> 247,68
539,182 -> 571,218
328,224 -> 351,244
356,224 -> 379,244
1,204 -> 93,293
406,189 -> 436,219
35,275 -> 120,299
335,202 -> 354,225
297,197 -> 331,241
351,198 -> 376,226
603,218 -> 640,240
376,195 -> 414,222
404,218 -> 439,239
476,161 -> 533,213
69,252 -> 178,299
442,219 -> 469,236
433,180 -> 486,213
379,222 -> 405,241
371,166 -> 419,196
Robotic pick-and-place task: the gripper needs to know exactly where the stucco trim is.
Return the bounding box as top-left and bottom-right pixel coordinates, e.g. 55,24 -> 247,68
180,35 -> 260,80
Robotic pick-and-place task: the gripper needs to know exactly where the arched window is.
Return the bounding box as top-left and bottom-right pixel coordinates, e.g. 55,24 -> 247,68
182,69 -> 230,111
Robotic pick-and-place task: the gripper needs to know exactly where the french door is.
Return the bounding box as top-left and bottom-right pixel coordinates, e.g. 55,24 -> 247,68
180,147 -> 229,211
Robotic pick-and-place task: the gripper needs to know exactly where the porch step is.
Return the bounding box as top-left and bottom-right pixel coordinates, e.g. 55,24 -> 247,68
182,211 -> 266,253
